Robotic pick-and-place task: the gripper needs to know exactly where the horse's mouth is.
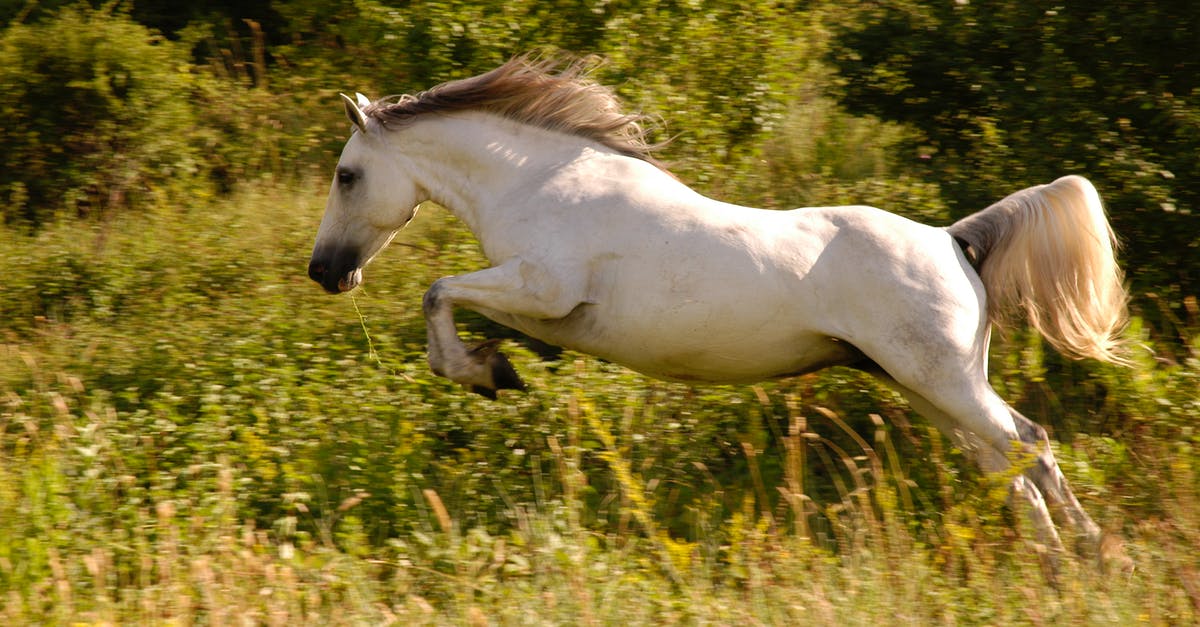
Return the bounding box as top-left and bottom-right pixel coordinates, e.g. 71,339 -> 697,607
336,268 -> 363,293
318,267 -> 362,294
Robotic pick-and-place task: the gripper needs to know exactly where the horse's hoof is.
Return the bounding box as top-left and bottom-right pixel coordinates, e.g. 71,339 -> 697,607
488,352 -> 526,391
468,340 -> 527,397
469,385 -> 499,400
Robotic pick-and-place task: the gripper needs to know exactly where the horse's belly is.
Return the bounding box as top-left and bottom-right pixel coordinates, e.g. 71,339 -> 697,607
616,332 -> 862,383
506,307 -> 860,384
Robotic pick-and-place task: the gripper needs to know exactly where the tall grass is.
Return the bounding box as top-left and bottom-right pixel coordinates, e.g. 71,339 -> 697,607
1,182 -> 1197,623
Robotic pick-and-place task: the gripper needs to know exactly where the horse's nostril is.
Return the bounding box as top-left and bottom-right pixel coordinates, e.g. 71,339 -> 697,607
308,261 -> 326,282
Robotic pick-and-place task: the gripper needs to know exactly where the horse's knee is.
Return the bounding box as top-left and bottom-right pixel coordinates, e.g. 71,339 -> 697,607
422,280 -> 446,316
1008,409 -> 1060,481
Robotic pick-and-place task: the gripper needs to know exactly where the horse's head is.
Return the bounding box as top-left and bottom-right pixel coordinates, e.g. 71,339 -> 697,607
308,93 -> 422,294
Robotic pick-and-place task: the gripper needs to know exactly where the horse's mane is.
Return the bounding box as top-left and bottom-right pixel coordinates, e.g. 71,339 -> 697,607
364,55 -> 665,167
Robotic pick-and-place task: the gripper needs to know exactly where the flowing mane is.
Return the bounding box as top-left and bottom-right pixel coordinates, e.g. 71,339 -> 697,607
363,55 -> 664,166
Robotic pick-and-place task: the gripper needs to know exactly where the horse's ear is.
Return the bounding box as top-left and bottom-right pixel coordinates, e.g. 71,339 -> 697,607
355,92 -> 371,109
340,93 -> 367,134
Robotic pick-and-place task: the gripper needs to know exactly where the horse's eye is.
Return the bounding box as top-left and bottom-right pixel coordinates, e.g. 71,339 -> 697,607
336,168 -> 357,186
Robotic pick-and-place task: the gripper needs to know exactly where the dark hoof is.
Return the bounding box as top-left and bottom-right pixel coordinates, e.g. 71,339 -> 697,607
469,385 -> 498,400
468,339 -> 527,399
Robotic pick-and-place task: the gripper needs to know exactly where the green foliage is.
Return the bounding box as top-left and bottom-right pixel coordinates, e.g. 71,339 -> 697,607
0,4 -> 199,223
0,4 -> 345,224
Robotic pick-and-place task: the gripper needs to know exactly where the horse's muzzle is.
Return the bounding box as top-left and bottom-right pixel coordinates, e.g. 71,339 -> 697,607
308,246 -> 361,294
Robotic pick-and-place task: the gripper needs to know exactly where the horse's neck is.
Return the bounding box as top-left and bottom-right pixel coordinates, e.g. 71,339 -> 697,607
397,112 -> 642,235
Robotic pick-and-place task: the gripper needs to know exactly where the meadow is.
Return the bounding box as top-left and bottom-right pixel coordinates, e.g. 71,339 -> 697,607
2,2 -> 1199,624
1,180 -> 1197,624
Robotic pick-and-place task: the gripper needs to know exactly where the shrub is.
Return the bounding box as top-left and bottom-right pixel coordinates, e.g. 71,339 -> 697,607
0,4 -> 199,224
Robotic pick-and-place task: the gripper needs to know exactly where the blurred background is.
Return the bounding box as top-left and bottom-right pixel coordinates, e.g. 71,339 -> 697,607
1,1 -> 1197,623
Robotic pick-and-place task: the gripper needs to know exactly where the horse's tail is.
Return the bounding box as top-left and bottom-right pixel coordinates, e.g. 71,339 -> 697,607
947,175 -> 1129,364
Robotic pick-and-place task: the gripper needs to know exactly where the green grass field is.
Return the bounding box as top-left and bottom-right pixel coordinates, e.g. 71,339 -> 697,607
2,182 -> 1197,624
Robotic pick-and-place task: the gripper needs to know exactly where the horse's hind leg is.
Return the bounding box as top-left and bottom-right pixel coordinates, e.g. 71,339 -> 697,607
864,369 -> 1067,552
1008,406 -> 1103,548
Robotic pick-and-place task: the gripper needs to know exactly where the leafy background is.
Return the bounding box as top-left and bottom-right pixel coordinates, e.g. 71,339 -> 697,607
1,1 -> 1197,623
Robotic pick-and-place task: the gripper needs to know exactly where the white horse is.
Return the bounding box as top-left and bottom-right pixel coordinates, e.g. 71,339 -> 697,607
308,57 -> 1128,553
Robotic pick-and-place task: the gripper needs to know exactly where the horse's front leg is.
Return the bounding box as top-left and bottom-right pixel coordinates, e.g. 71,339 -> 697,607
421,257 -> 585,398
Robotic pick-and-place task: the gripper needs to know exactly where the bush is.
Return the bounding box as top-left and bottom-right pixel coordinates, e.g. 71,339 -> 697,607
0,4 -> 199,224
